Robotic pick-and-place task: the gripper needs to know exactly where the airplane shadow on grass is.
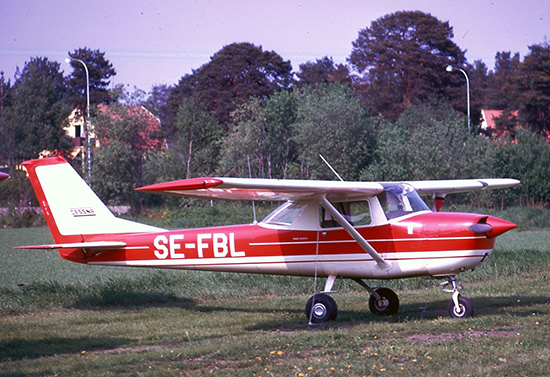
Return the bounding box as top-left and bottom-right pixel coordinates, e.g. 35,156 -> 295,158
0,336 -> 130,363
67,289 -> 548,328
69,288 -> 196,310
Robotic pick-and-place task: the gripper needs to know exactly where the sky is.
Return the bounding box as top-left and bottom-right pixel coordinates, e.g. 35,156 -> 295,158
1,0 -> 549,92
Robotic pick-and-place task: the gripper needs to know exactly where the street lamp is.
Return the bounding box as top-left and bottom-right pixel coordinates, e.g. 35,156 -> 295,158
65,57 -> 92,184
446,65 -> 470,133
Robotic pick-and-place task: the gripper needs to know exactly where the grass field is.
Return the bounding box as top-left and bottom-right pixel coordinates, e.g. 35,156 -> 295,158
1,221 -> 550,376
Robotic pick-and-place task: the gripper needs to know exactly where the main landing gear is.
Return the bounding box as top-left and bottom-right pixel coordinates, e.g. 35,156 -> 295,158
305,275 -> 474,323
305,276 -> 401,323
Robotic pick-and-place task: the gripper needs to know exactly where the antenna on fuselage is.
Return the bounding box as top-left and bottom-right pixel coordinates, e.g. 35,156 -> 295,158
247,155 -> 258,224
319,154 -> 344,182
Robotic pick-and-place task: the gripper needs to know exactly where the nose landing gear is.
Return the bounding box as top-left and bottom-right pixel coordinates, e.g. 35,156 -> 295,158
442,276 -> 474,318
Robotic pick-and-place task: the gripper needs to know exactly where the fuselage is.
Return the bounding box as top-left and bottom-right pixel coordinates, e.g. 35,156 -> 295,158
61,210 -> 514,280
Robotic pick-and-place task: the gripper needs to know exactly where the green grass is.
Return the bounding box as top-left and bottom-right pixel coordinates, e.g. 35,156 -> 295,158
1,211 -> 550,376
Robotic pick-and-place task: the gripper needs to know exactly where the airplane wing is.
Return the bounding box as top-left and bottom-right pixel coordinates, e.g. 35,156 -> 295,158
0,172 -> 9,182
136,177 -> 385,201
137,177 -> 519,202
405,178 -> 520,197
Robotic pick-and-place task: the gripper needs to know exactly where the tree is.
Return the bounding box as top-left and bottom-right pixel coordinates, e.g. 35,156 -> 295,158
466,60 -> 489,128
218,98 -> 268,177
349,11 -> 466,119
4,57 -> 74,161
262,90 -> 298,178
485,51 -> 522,110
92,102 -> 164,207
168,42 -> 293,128
362,100 -> 491,182
144,84 -> 172,126
516,43 -> 550,135
492,128 -> 550,205
296,57 -> 352,88
92,139 -> 137,206
0,72 -> 13,164
66,47 -> 116,110
173,94 -> 222,179
218,90 -> 297,179
292,83 -> 374,180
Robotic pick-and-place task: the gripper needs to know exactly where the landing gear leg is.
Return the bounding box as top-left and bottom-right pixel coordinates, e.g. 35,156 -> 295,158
353,278 -> 400,316
443,276 -> 474,318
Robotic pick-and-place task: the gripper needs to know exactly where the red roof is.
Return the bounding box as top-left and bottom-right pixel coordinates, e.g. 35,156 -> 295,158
481,109 -> 518,131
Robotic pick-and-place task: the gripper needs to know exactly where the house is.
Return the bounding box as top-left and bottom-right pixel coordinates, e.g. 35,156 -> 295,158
480,109 -> 519,138
64,105 -> 165,155
481,109 -> 550,141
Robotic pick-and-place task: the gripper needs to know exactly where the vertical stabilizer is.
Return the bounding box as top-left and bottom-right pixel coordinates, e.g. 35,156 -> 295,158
23,156 -> 163,245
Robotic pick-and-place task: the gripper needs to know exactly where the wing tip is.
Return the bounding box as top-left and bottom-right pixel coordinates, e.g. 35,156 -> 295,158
136,178 -> 223,192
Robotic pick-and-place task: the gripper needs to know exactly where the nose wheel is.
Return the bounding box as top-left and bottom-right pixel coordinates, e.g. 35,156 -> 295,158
448,295 -> 474,318
443,276 -> 474,318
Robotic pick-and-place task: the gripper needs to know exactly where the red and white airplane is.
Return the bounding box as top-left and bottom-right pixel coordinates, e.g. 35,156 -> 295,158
17,155 -> 519,323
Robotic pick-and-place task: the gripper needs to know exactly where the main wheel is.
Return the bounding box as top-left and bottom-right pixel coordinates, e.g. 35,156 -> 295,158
447,296 -> 474,318
369,287 -> 400,316
305,293 -> 338,323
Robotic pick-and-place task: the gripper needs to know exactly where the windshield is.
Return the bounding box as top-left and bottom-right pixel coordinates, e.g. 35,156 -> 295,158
378,183 -> 430,219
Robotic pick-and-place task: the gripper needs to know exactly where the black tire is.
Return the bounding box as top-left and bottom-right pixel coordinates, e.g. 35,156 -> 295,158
368,287 -> 400,316
305,293 -> 338,323
447,296 -> 474,318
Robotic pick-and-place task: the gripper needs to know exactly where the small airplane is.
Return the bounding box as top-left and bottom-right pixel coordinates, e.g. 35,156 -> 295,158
17,155 -> 519,323
0,171 -> 9,182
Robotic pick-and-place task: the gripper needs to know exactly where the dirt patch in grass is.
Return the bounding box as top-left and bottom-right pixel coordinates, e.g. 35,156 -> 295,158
405,329 -> 518,343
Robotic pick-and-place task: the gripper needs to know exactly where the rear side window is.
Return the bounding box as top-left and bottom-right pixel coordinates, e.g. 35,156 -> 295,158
320,200 -> 372,228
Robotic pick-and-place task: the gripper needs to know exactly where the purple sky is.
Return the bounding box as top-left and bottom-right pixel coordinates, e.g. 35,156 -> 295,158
1,0 -> 548,92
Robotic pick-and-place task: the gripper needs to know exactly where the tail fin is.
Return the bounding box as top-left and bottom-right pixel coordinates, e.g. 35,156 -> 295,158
23,156 -> 163,246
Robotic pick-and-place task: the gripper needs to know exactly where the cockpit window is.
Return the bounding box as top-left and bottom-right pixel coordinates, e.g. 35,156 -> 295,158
378,183 -> 430,219
263,202 -> 304,225
320,200 -> 372,228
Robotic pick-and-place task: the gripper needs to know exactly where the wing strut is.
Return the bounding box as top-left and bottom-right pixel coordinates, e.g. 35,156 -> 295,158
320,197 -> 392,271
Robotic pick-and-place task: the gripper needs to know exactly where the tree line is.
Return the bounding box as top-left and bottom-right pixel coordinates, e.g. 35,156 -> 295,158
1,11 -> 550,211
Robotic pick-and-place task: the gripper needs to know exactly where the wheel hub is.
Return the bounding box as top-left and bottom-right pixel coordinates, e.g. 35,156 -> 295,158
312,303 -> 327,318
375,298 -> 389,310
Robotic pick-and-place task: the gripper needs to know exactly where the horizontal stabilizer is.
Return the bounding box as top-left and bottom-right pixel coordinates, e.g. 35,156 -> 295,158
15,241 -> 127,250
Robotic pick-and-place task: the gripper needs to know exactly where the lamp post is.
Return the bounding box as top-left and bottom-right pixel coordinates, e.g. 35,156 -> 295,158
446,65 -> 470,133
65,57 -> 92,185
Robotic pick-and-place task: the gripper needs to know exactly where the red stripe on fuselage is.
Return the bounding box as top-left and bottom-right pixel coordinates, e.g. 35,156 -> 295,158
79,220 -> 495,265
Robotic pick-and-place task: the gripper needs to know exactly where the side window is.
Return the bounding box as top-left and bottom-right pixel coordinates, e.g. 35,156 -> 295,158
348,201 -> 372,226
320,201 -> 372,228
264,203 -> 303,225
